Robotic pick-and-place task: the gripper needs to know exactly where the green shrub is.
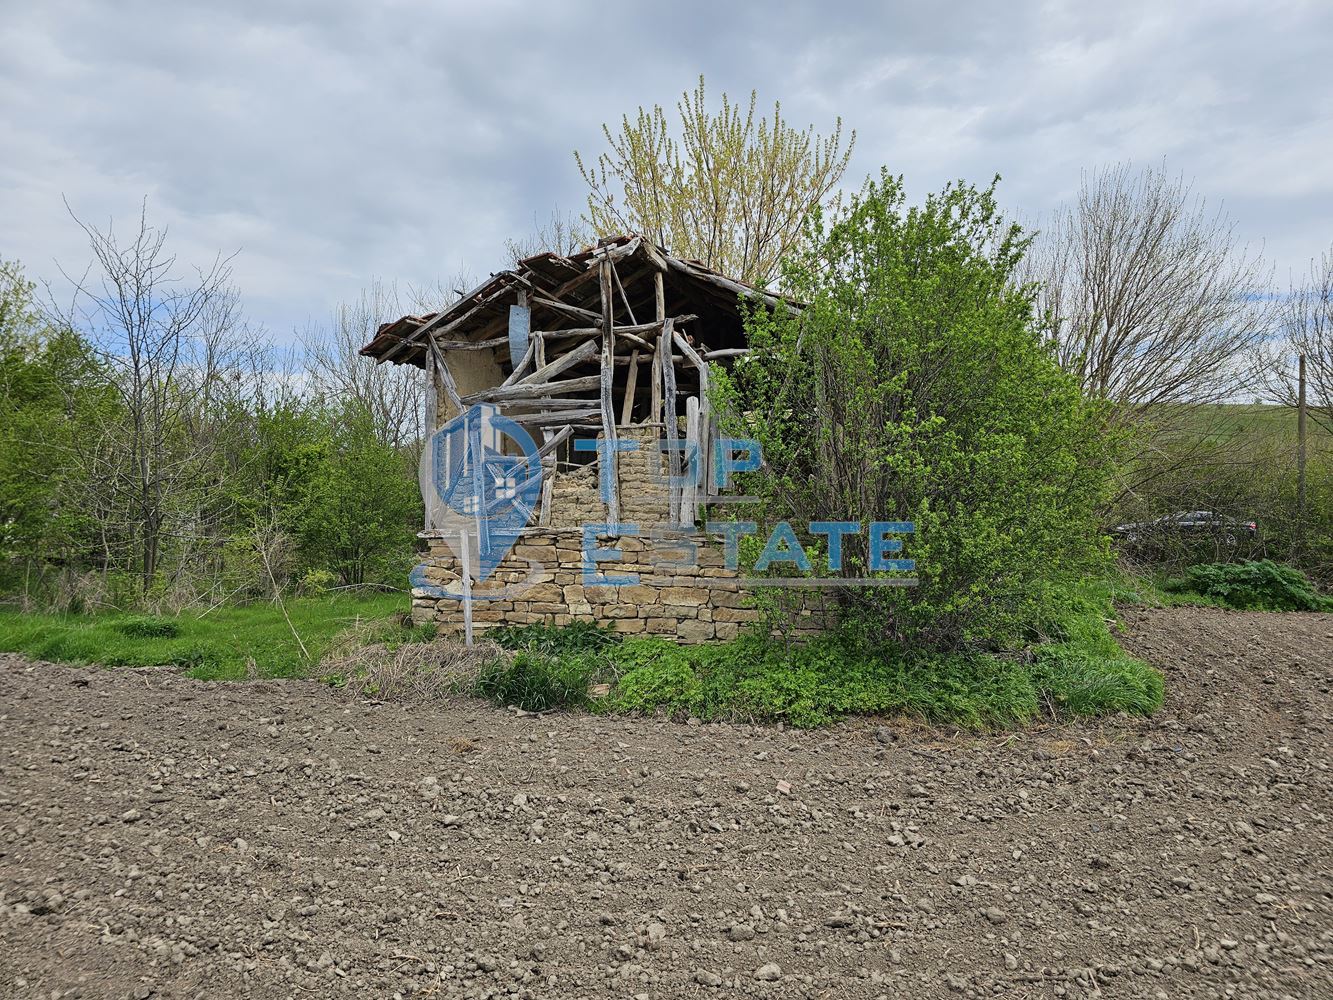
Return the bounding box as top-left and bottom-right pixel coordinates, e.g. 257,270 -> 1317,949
300,569 -> 339,594
717,172 -> 1115,649
1164,560 -> 1332,612
463,598 -> 1162,727
167,641 -> 224,672
600,632 -> 1045,728
115,615 -> 182,639
608,641 -> 702,715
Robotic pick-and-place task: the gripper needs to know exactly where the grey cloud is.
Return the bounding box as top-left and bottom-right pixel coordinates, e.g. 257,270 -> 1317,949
1,0 -> 1329,339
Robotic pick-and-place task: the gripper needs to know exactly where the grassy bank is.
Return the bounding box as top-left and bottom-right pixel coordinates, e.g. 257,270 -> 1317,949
0,586 -> 1164,729
0,593 -> 407,680
475,589 -> 1163,728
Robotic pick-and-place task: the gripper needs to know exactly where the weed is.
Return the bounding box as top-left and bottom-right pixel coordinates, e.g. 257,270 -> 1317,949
324,636 -> 500,702
1164,560 -> 1332,612
489,620 -> 617,655
473,650 -> 600,712
486,590 -> 1164,728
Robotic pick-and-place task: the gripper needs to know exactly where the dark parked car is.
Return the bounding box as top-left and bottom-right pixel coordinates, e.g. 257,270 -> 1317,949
1112,511 -> 1258,544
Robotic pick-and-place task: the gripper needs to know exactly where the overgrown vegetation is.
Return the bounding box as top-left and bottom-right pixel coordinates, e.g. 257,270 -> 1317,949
475,599 -> 1162,728
472,622 -> 618,712
7,83 -> 1332,731
717,172 -> 1115,649
0,244 -> 427,614
1163,560 -> 1333,612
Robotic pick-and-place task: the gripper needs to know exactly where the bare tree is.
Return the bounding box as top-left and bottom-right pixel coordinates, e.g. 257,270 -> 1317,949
56,202 -> 250,594
1255,247 -> 1333,435
504,208 -> 591,265
1032,163 -> 1271,426
301,272 -> 471,454
302,280 -> 427,451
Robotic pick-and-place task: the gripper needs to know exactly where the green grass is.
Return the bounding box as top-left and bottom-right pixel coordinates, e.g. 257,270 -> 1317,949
1027,588 -> 1165,717
0,593 -> 408,680
1176,402 -> 1333,450
1098,561 -> 1333,612
1094,567 -> 1229,610
480,591 -> 1164,729
0,586 -> 1166,729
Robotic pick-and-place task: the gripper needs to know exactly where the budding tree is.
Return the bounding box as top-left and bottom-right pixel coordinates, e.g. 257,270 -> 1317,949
575,76 -> 854,286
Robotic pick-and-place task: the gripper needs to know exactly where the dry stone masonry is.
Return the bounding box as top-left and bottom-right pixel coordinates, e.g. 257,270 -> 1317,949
410,528 -> 833,642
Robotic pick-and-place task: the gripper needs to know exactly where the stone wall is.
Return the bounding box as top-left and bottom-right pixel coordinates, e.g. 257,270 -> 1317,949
545,424 -> 670,530
414,422 -> 833,643
410,527 -> 833,643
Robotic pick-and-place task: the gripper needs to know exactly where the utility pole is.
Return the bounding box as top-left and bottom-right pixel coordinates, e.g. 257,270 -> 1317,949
1297,353 -> 1308,551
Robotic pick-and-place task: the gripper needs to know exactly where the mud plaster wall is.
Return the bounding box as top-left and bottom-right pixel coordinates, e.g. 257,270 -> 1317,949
435,349 -> 507,424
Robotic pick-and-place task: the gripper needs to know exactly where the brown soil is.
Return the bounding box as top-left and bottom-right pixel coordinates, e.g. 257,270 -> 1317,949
2,607 -> 1331,999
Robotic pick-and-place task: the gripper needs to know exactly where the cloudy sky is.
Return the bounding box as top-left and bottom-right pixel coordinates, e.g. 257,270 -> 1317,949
2,0 -> 1329,341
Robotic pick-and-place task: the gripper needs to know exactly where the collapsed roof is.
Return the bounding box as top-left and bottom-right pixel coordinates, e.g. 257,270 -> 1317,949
359,234 -> 796,369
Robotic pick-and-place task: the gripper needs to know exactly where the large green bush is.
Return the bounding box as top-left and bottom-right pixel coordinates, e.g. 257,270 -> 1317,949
716,172 -> 1115,649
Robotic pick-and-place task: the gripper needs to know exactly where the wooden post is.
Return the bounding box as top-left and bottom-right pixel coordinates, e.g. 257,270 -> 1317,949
518,338 -> 599,386
661,318 -> 680,525
611,260 -> 638,326
1298,353 -> 1308,548
683,396 -> 700,524
673,329 -> 712,505
423,352 -> 438,530
500,338 -> 536,387
424,349 -> 438,434
459,528 -> 474,646
696,358 -> 711,503
538,476 -> 554,526
707,412 -> 721,498
538,428 -> 556,526
620,351 -> 641,424
650,347 -> 662,426
650,271 -> 666,426
598,260 -> 620,524
426,334 -> 463,416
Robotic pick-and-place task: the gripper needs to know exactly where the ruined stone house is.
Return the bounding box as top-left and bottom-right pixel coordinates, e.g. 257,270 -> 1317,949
360,234 -> 828,641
